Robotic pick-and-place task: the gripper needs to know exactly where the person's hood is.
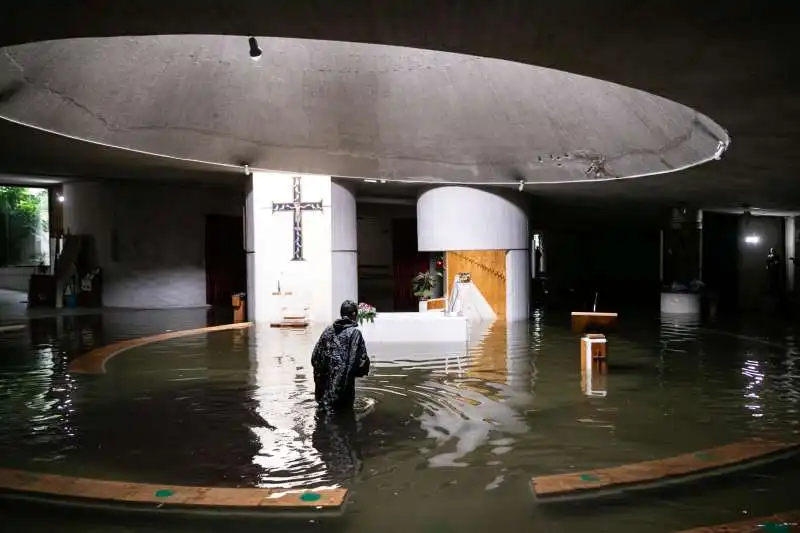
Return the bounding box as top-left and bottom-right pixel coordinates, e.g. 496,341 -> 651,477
333,317 -> 358,334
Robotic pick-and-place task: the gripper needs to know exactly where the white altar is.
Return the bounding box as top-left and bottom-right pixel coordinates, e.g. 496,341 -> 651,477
360,311 -> 471,344
360,278 -> 496,345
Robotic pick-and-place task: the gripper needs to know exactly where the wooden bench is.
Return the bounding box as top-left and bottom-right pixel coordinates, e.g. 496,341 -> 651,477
531,438 -> 799,502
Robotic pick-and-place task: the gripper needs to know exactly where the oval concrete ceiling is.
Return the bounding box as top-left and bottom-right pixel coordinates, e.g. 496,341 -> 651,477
0,35 -> 728,185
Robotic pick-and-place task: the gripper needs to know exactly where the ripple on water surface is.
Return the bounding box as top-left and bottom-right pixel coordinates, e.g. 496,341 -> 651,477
0,313 -> 798,490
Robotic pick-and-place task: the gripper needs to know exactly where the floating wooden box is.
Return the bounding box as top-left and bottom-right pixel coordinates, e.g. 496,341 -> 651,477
571,312 -> 618,333
580,333 -> 607,396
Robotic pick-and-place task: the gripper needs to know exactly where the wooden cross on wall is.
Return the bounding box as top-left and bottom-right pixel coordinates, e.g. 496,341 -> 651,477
272,176 -> 323,261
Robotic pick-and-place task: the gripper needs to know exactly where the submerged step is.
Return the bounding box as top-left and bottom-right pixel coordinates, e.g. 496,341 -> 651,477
531,438 -> 799,502
0,468 -> 347,516
672,510 -> 800,532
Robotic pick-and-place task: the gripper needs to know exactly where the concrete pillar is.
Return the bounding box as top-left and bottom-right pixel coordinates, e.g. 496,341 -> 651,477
697,209 -> 704,281
662,207 -> 702,287
245,172 -> 356,324
786,216 -> 796,292
661,207 -> 702,314
330,181 -> 358,319
417,186 -> 529,321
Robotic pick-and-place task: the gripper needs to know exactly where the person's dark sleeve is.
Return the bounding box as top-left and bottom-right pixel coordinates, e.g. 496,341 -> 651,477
353,330 -> 370,378
311,328 -> 330,401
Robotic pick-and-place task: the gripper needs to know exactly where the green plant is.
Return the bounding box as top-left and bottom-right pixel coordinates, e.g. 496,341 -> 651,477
412,270 -> 442,300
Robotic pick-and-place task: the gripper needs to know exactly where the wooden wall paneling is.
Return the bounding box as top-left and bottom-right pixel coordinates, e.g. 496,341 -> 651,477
445,249 -> 507,317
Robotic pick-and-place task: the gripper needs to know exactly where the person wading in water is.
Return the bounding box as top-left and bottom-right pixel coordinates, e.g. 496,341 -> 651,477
310,300 -> 371,483
311,300 -> 371,413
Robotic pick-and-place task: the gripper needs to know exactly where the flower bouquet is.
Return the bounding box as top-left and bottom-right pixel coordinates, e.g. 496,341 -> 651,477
357,302 -> 377,325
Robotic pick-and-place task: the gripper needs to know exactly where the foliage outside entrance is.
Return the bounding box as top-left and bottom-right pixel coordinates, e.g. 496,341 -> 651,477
0,186 -> 50,267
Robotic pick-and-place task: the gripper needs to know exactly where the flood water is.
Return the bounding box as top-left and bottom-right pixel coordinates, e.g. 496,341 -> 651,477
0,307 -> 799,532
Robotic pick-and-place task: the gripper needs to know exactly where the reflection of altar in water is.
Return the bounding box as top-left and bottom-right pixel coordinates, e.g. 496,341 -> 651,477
404,320 -> 533,468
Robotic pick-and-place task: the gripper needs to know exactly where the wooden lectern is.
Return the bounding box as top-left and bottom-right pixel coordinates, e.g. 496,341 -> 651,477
580,333 -> 608,397
571,312 -> 618,334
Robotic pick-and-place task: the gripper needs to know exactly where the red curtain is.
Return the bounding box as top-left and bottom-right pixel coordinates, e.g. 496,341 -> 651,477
392,219 -> 429,311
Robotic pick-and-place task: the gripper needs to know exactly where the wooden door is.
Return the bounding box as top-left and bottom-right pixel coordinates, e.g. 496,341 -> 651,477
205,215 -> 246,306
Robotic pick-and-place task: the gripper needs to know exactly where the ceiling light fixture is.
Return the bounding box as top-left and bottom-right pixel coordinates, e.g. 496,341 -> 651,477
518,179 -> 526,192
248,36 -> 262,61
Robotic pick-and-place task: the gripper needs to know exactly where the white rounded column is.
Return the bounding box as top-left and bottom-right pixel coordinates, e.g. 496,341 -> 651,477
417,186 -> 529,321
331,181 -> 358,318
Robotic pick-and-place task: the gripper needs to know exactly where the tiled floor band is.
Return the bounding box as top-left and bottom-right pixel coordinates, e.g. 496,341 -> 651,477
0,468 -> 347,515
531,438 -> 799,502
68,322 -> 252,375
673,510 -> 800,532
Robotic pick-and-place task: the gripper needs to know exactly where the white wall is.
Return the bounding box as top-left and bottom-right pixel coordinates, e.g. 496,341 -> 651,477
62,179 -> 241,308
417,186 -> 530,319
247,172 -> 355,324
0,266 -> 35,291
331,181 -> 358,318
506,249 -> 530,321
417,187 -> 528,251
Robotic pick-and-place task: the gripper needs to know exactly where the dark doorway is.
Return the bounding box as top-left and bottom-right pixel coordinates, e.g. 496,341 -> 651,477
205,215 -> 246,306
702,212 -> 739,312
392,218 -> 429,311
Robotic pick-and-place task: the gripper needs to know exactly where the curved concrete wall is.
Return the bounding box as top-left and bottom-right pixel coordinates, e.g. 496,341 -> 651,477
418,186 -> 529,321
417,187 -> 528,251
63,180 -> 242,309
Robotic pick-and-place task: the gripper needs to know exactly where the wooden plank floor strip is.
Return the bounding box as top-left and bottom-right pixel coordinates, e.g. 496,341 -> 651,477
0,468 -> 347,514
531,438 -> 799,502
673,510 -> 800,532
68,322 -> 252,375
0,324 -> 26,333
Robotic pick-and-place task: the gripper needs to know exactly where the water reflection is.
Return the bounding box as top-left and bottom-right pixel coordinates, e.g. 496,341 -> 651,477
1,307 -> 800,525
742,359 -> 764,419
311,410 -> 362,485
248,325 -> 329,488
415,320 -> 531,468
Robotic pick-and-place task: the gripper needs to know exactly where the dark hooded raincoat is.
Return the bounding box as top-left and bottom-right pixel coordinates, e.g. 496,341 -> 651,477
311,317 -> 370,412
